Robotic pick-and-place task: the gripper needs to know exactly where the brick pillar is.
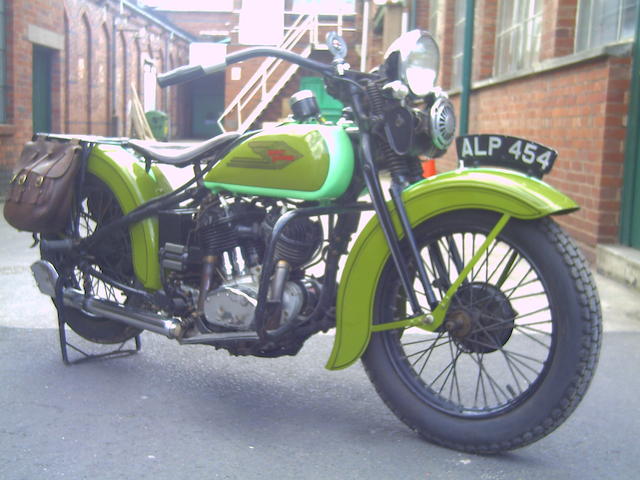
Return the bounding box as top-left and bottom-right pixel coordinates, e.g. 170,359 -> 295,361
540,0 -> 578,61
473,0 -> 498,81
439,0 -> 457,90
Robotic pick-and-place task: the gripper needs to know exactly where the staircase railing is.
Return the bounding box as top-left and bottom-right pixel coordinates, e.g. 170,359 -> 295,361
218,13 -> 354,133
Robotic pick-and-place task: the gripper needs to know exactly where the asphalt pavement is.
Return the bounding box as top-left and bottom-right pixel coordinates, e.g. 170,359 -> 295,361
1,215 -> 639,480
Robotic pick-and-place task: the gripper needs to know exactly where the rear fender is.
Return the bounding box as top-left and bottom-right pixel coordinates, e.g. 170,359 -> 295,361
87,145 -> 173,291
326,168 -> 578,370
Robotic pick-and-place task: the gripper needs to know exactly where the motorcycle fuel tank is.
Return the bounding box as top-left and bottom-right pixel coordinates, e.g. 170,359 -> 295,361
204,124 -> 354,200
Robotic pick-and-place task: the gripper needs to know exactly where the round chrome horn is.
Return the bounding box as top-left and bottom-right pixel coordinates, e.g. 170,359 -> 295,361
429,96 -> 456,150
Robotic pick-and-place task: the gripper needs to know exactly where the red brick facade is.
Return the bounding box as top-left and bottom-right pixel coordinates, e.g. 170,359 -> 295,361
0,0 -> 190,182
415,0 -> 632,260
359,0 -> 633,259
0,0 -> 634,260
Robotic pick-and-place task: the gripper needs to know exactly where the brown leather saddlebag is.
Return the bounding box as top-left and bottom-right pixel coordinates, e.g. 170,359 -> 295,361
3,136 -> 81,233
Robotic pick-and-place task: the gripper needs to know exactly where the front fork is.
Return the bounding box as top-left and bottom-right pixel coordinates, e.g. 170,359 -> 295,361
357,128 -> 510,333
358,132 -> 435,314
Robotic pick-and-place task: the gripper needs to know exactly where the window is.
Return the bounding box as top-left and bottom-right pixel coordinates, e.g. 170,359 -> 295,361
576,0 -> 638,51
0,0 -> 6,123
494,0 -> 543,76
451,0 -> 466,89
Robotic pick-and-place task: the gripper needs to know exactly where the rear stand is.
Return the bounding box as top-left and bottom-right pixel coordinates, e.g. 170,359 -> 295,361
56,315 -> 142,365
48,140 -> 142,365
54,285 -> 141,365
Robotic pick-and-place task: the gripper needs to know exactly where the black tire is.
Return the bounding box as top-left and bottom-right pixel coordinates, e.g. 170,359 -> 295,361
362,210 -> 601,454
45,174 -> 142,344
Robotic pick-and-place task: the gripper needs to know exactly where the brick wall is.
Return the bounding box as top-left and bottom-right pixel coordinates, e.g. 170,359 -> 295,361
540,0 -> 578,61
472,0 -> 498,82
0,0 -> 64,189
356,0 -> 632,260
0,0 -> 190,194
431,0 -> 632,261
437,56 -> 628,261
62,0 -> 189,137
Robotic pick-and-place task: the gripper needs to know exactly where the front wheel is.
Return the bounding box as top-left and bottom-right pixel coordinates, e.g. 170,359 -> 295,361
362,210 -> 601,453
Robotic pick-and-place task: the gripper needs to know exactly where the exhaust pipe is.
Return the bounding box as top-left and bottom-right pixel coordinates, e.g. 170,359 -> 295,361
32,260 -> 182,339
64,289 -> 182,338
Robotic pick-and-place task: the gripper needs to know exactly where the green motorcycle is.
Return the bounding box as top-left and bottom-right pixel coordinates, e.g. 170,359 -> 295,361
26,31 -> 600,454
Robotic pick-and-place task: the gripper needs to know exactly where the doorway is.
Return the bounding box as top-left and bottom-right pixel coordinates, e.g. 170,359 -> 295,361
190,73 -> 225,139
32,45 -> 54,133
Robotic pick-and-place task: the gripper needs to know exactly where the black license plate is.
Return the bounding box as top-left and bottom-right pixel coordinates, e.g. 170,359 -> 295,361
456,134 -> 557,178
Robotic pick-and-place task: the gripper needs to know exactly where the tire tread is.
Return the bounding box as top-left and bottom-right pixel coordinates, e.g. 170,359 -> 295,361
362,216 -> 602,454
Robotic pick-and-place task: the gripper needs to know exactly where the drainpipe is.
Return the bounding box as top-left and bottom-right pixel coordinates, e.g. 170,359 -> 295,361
164,33 -> 170,137
360,0 -> 370,72
111,11 -> 118,136
459,0 -> 475,136
410,0 -> 417,30
620,4 -> 640,245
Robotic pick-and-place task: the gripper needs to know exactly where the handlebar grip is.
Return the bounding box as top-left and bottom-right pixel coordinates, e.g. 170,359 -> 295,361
157,64 -> 207,87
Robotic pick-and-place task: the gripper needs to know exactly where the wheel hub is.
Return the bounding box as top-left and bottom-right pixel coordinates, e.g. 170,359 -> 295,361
445,282 -> 516,354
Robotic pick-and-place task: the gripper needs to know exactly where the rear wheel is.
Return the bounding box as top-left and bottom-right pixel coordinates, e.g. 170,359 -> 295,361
362,210 -> 601,453
46,174 -> 141,344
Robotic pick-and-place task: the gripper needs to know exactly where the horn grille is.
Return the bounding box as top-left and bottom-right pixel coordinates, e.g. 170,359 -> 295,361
430,96 -> 456,150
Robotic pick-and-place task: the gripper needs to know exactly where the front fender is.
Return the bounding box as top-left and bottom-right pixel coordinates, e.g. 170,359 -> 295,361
326,168 -> 578,370
88,145 -> 173,291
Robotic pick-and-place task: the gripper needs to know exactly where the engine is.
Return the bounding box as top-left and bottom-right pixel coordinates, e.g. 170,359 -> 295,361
202,271 -> 316,331
158,196 -> 322,333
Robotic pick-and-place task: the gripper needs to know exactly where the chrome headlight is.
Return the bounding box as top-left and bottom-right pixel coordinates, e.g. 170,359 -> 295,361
384,30 -> 440,97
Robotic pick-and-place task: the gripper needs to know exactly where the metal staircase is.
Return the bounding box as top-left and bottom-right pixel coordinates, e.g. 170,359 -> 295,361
218,13 -> 354,133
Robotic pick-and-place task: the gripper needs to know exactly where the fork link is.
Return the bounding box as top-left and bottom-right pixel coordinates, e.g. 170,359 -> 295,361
197,255 -> 217,314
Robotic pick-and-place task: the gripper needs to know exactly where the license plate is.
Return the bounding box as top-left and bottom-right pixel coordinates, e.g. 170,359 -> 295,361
456,134 -> 557,178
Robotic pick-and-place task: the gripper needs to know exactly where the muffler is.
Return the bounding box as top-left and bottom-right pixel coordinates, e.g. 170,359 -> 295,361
31,260 -> 182,339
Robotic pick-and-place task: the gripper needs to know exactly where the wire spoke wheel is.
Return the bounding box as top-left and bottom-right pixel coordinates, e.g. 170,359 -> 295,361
362,210 -> 601,453
55,174 -> 141,344
398,230 -> 553,416
73,176 -> 133,300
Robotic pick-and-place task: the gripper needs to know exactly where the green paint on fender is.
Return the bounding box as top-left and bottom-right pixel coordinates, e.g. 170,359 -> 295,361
326,168 -> 578,370
87,145 -> 173,291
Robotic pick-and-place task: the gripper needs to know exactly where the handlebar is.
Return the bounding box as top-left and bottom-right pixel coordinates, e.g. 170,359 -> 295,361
157,64 -> 221,87
157,47 -> 334,88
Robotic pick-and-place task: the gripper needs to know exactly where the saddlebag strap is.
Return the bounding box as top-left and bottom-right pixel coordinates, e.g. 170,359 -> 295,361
3,135 -> 82,233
